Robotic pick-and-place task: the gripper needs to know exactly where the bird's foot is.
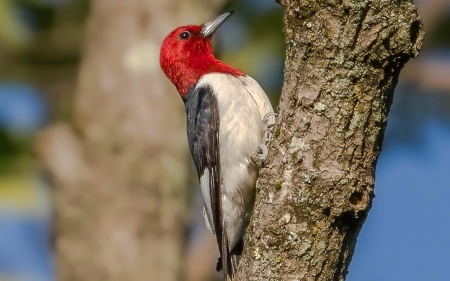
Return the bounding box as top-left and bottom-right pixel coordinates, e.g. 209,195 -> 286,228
252,113 -> 277,168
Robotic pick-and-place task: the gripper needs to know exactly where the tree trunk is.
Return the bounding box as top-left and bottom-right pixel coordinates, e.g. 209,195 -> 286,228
237,1 -> 424,280
36,0 -> 225,280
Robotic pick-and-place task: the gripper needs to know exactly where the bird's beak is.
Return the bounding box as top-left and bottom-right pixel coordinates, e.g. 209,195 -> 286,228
201,11 -> 233,38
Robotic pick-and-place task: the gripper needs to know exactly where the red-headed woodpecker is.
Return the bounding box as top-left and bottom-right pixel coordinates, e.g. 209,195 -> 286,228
160,11 -> 275,279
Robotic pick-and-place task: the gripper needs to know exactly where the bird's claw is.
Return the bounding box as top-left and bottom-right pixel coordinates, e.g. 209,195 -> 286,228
254,112 -> 277,167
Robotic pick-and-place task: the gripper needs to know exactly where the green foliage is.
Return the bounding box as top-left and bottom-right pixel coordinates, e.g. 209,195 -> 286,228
0,0 -> 32,51
0,129 -> 19,158
0,0 -> 89,60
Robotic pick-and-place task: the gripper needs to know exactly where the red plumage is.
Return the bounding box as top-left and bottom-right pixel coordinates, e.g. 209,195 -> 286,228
160,25 -> 244,97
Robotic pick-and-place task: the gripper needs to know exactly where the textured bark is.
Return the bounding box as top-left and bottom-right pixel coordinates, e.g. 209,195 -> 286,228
36,0 -> 225,280
238,1 -> 424,280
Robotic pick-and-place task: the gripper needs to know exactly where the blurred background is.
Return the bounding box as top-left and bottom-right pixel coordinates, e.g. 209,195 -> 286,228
0,0 -> 448,280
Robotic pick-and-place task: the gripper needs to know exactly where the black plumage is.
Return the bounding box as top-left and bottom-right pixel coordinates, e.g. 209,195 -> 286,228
184,85 -> 232,277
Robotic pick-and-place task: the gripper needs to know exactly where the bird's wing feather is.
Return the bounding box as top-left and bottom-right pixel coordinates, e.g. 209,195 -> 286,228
184,85 -> 231,276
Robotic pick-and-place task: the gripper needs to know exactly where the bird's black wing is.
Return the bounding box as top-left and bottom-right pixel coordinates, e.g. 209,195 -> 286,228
184,85 -> 231,278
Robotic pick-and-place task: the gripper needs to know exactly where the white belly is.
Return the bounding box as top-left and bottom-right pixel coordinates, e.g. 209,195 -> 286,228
197,73 -> 274,249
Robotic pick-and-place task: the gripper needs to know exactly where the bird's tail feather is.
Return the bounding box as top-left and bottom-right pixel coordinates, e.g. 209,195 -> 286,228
217,234 -> 243,280
230,255 -> 240,277
221,226 -> 233,280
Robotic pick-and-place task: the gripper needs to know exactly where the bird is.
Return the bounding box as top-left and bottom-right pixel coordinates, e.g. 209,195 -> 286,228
160,11 -> 275,279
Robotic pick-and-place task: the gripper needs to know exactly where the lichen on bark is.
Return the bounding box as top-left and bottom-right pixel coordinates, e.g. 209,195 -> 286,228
237,0 -> 424,280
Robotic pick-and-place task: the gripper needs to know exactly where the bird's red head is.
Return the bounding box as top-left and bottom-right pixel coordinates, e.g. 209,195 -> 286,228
160,12 -> 244,97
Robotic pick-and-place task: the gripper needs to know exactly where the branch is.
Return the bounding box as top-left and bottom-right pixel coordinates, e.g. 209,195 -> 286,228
238,0 -> 424,280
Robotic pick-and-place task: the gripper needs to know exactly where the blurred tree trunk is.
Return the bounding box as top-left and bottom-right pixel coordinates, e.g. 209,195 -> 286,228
237,0 -> 423,280
36,0 -> 225,280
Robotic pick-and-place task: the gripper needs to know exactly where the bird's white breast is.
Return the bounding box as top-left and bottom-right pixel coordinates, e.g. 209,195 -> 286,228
196,73 -> 274,248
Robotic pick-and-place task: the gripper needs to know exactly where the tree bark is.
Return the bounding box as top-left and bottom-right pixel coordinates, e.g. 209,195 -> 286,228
36,0 -> 225,280
237,1 -> 424,280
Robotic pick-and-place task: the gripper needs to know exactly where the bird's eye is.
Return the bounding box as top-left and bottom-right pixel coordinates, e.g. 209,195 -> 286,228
179,31 -> 191,40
